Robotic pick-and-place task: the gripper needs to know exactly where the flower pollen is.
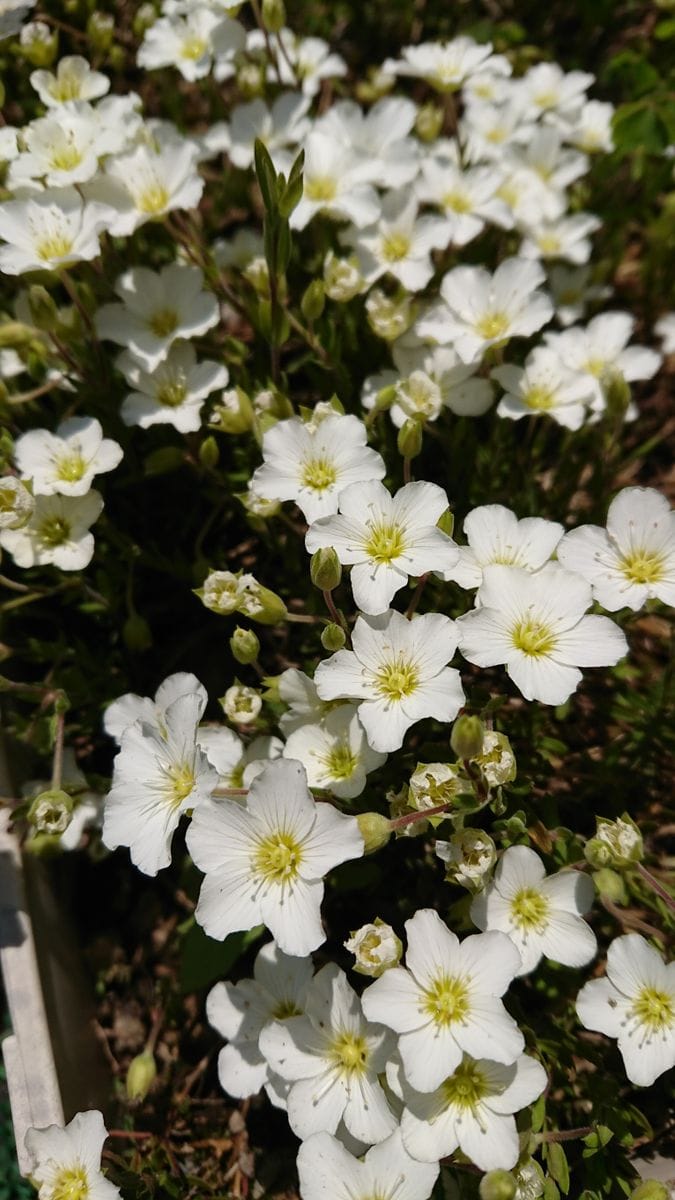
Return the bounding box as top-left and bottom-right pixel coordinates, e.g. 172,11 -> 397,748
149,307 -> 179,337
156,376 -> 188,408
511,617 -> 557,657
375,657 -> 419,701
630,986 -> 674,1034
180,35 -> 207,60
510,886 -> 549,931
300,456 -> 337,493
381,231 -> 411,262
441,1059 -> 489,1110
50,144 -> 84,172
305,176 -> 338,202
165,762 -> 196,807
364,520 -> 406,564
50,1165 -> 89,1200
39,515 -> 70,547
36,232 -> 74,261
137,183 -> 170,214
475,311 -> 509,339
56,452 -> 86,483
330,1030 -> 370,1075
323,743 -> 358,781
619,547 -> 665,586
254,832 -> 304,884
423,973 -> 470,1026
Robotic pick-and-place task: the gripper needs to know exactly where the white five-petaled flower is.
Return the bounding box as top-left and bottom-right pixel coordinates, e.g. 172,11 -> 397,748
456,562 -> 628,705
576,933 -> 675,1087
290,131 -> 381,232
186,759 -> 364,956
315,609 -> 465,753
416,161 -> 511,247
361,909 -> 524,1092
283,706 -> 386,799
383,37 -> 495,92
85,143 -> 203,237
0,187 -> 113,274
470,845 -> 597,976
250,413 -> 386,524
493,345 -> 596,429
306,480 -> 458,615
441,503 -> 564,590
390,1050 -> 547,1171
297,1129 -> 439,1200
117,342 -> 228,432
207,940 -> 313,1100
557,487 -> 675,612
417,257 -> 553,364
259,962 -> 397,1144
137,8 -> 245,81
25,1110 -> 120,1200
96,264 -> 219,371
344,192 -> 449,292
30,55 -> 110,105
102,689 -> 218,876
103,671 -> 207,744
0,490 -> 103,571
14,417 -> 123,497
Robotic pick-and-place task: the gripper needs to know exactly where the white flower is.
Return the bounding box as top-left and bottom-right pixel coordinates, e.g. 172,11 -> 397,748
24,1110 -> 120,1200
436,829 -> 497,890
493,345 -> 595,429
442,503 -> 564,589
0,475 -> 34,529
548,264 -> 610,329
250,413 -> 386,524
391,1051 -> 546,1171
519,213 -> 601,266
516,62 -> 594,122
259,962 -> 397,1143
306,480 -> 458,615
118,342 -> 228,433
207,940 -> 313,1099
461,101 -> 535,163
317,97 -> 420,188
0,187 -> 113,273
297,1129 -> 439,1200
227,93 -> 311,171
0,490 -> 103,570
470,845 -> 596,976
186,759 -> 363,956
222,683 -> 262,725
104,672 -> 208,744
384,37 -> 494,92
30,55 -> 110,105
456,563 -> 627,705
248,28 -> 347,96
361,909 -> 524,1092
557,487 -> 675,612
545,312 -> 661,412
102,689 -> 218,876
315,609 -> 465,754
86,143 -> 203,236
290,131 -> 380,232
345,192 -> 448,291
14,417 -> 122,497
655,312 -> 675,355
567,100 -> 615,153
278,668 -> 327,735
393,336 -> 494,419
198,725 -> 283,787
416,161 -> 511,246
283,706 -> 386,799
137,8 -> 244,81
345,919 -> 402,978
9,107 -> 117,189
417,257 -> 553,363
96,264 -> 219,371
474,730 -> 517,786
576,933 -> 675,1087
0,0 -> 36,40
409,761 -> 463,811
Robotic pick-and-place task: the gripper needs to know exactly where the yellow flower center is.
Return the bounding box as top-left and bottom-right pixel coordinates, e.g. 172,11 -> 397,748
423,973 -> 470,1027
300,456 -> 337,493
523,385 -> 555,411
486,127 -> 507,144
36,232 -> 74,261
364,520 -> 406,564
441,1059 -> 489,1110
50,1166 -> 89,1200
166,761 -> 195,807
443,190 -> 472,214
534,90 -> 559,109
630,986 -> 674,1033
156,378 -> 188,408
431,68 -> 461,93
254,832 -> 303,884
51,75 -> 84,102
149,307 -> 179,338
136,183 -> 170,214
511,617 -> 557,658
583,356 -> 606,377
619,547 -> 665,586
181,35 -> 207,60
375,657 -> 419,702
305,176 -> 337,202
537,233 -> 561,256
50,144 -> 84,172
381,231 -> 411,262
323,742 -> 358,781
475,311 -> 509,339
330,1030 -> 370,1075
271,998 -> 303,1019
510,886 -> 549,931
39,515 -> 70,546
56,452 -> 86,483
497,182 -> 519,207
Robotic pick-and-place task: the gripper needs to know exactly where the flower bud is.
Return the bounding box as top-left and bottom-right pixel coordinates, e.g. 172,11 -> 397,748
19,22 -> 58,67
323,252 -> 364,302
262,0 -> 286,32
197,569 -> 251,615
122,613 -> 153,652
27,285 -> 59,332
592,867 -> 628,905
301,280 -> 325,322
366,289 -> 413,340
0,321 -> 35,348
451,715 -> 485,761
397,417 -> 423,460
630,1184 -> 670,1200
357,811 -> 392,854
238,581 -> 288,625
126,1051 -> 157,1102
221,683 -> 263,725
321,622 -> 346,652
199,435 -> 220,469
27,789 -> 73,836
345,919 -> 402,977
415,102 -> 444,142
512,1160 -> 545,1200
237,60 -> 265,98
87,11 -> 115,53
209,387 -> 254,434
436,828 -> 497,890
395,370 -> 442,422
237,488 -> 281,519
473,730 -> 516,786
409,762 -> 463,813
479,1170 -> 517,1200
133,3 -> 157,37
590,814 -> 643,868
230,626 -> 260,664
310,547 -> 342,592
0,477 -> 34,530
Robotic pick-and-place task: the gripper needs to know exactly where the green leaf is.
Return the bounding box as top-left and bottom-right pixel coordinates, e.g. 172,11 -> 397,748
613,103 -> 668,154
543,1179 -> 560,1200
546,1143 -> 570,1195
530,1093 -> 546,1133
178,920 -> 263,993
655,17 -> 675,38
277,218 -> 292,274
254,138 -> 278,211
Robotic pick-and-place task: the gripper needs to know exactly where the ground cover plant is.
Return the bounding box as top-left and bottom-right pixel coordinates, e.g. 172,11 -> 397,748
0,1 -> 674,1198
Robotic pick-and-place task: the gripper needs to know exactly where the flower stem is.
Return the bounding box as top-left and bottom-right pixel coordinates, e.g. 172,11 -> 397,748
636,861 -> 675,913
